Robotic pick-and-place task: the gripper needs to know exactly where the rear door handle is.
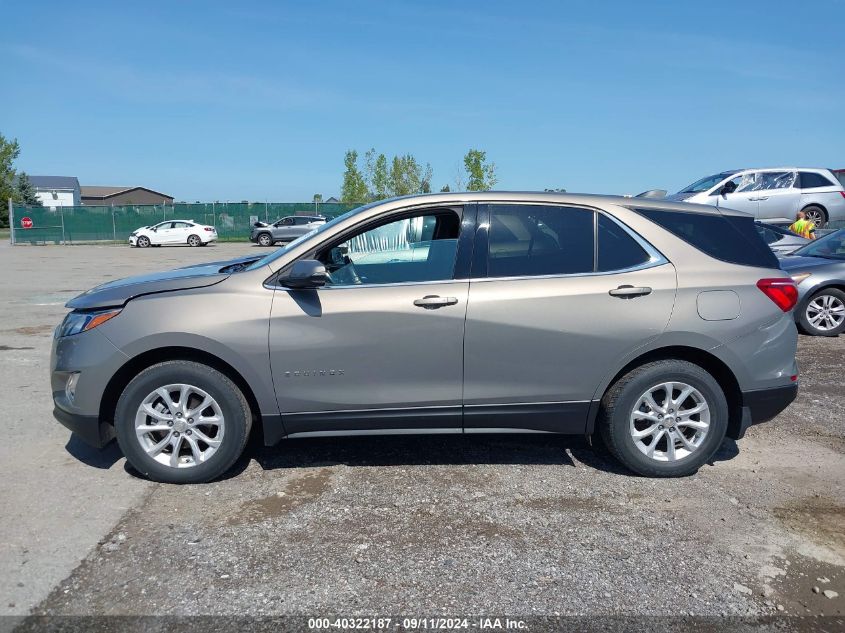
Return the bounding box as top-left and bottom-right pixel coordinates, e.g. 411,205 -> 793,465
413,295 -> 458,309
608,285 -> 652,298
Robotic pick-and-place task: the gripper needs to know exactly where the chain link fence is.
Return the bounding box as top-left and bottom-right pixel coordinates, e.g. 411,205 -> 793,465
7,202 -> 361,245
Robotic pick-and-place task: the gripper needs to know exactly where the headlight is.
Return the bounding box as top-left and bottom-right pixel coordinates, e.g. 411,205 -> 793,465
57,309 -> 122,338
790,272 -> 812,285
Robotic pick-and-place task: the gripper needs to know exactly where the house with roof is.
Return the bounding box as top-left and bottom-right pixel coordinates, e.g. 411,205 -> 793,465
29,176 -> 81,208
80,186 -> 174,206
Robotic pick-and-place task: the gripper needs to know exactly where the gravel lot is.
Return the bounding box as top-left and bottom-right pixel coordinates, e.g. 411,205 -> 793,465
1,242 -> 843,622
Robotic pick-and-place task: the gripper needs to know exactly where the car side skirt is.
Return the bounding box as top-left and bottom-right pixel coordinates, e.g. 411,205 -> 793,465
262,401 -> 592,445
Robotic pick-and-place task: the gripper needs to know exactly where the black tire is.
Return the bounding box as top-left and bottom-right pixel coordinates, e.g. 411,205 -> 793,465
598,360 -> 728,477
802,205 -> 827,229
137,235 -> 151,248
257,233 -> 273,247
797,288 -> 845,337
114,361 -> 251,484
187,234 -> 202,247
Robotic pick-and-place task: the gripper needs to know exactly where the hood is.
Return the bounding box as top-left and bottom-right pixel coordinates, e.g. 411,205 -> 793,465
778,254 -> 842,272
664,192 -> 698,202
66,254 -> 263,310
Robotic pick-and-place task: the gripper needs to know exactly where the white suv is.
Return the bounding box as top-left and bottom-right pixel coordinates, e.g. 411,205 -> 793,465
668,168 -> 845,227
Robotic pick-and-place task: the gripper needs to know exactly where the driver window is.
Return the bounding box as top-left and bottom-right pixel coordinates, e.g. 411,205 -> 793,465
733,173 -> 759,193
318,210 -> 461,286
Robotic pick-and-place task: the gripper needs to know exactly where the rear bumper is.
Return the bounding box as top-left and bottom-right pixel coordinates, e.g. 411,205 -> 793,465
730,383 -> 798,440
53,406 -> 114,448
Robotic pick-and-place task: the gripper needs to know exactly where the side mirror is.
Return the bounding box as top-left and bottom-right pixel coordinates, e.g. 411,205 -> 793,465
718,182 -> 737,198
280,259 -> 329,289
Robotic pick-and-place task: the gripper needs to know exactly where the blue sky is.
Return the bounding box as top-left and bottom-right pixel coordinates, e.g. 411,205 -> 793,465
3,0 -> 843,201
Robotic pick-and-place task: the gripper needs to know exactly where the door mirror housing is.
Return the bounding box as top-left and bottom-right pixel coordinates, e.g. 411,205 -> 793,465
718,181 -> 737,198
280,259 -> 330,289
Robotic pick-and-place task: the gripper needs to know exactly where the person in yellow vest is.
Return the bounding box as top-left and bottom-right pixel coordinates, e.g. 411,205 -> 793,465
788,211 -> 816,240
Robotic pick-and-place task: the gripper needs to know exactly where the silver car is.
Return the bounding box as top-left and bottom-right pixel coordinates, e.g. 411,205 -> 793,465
668,168 -> 845,227
51,193 -> 799,483
780,228 -> 845,336
250,215 -> 326,246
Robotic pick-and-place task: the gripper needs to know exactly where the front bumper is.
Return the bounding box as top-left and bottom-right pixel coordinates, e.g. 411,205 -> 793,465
53,406 -> 114,447
128,235 -> 138,245
730,383 -> 798,440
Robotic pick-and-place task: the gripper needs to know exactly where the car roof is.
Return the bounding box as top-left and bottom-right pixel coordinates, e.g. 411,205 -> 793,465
366,191 -> 751,217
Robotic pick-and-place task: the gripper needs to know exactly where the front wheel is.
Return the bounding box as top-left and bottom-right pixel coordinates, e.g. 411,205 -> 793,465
114,361 -> 251,484
257,233 -> 273,247
598,360 -> 728,477
187,234 -> 202,247
137,235 -> 151,248
798,288 -> 845,336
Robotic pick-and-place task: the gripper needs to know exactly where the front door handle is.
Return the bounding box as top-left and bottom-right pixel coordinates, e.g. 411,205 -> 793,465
608,285 -> 652,298
413,295 -> 458,309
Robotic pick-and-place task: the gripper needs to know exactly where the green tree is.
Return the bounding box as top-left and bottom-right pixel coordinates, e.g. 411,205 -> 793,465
440,184 -> 451,192
340,150 -> 369,203
463,149 -> 497,191
371,153 -> 389,200
15,172 -> 42,206
1,133 -> 22,227
312,193 -> 323,203
420,163 -> 433,194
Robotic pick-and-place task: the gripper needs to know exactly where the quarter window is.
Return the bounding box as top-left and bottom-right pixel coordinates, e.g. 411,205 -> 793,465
799,172 -> 836,189
319,210 -> 461,286
597,214 -> 650,272
487,205 -> 594,277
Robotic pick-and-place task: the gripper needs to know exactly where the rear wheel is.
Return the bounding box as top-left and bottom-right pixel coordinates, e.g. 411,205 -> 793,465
257,233 -> 273,247
137,235 -> 150,248
598,360 -> 728,477
802,205 -> 827,228
115,361 -> 251,484
798,288 -> 845,336
187,234 -> 202,247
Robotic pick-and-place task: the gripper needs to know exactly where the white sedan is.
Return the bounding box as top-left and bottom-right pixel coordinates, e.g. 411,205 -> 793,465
129,220 -> 218,248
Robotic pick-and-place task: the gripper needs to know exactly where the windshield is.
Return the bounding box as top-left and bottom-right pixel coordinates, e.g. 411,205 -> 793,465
679,171 -> 737,194
245,203 -> 377,271
792,229 -> 845,260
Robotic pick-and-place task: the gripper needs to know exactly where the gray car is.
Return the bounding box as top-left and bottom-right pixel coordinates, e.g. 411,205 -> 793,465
779,229 -> 845,336
51,193 -> 799,484
250,215 -> 326,246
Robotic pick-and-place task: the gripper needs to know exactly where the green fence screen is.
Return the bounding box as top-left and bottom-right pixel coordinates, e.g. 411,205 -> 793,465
8,202 -> 361,244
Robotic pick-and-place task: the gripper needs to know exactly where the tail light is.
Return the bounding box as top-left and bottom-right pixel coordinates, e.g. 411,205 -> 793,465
757,278 -> 798,312
839,191 -> 845,199
204,227 -> 214,231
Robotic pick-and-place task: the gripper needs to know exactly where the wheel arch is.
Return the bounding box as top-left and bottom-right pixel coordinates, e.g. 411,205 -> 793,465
99,346 -> 264,440
591,345 -> 743,439
800,202 -> 828,224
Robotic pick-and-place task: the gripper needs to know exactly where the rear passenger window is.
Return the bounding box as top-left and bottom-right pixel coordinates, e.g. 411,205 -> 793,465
487,205 -> 594,277
634,208 -> 778,268
597,214 -> 650,271
799,172 -> 836,189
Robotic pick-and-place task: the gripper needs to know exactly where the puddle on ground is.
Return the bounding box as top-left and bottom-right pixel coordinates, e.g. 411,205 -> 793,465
228,468 -> 332,525
0,345 -> 35,351
9,325 -> 55,336
765,552 -> 844,616
774,497 -> 845,554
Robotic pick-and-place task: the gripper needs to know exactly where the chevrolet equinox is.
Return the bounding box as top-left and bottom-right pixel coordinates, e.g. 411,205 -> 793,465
52,193 -> 799,483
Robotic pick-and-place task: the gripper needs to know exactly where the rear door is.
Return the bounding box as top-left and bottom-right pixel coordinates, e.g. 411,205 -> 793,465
755,171 -> 800,222
463,203 -> 677,433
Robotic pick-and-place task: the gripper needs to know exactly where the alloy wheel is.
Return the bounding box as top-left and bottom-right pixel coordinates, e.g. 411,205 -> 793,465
803,208 -> 825,227
134,383 -> 225,468
806,294 -> 845,332
629,381 -> 710,462
188,235 -> 201,247
258,234 -> 272,247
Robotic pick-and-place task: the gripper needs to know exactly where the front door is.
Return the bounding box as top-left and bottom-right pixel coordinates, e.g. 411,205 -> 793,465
715,172 -> 760,215
463,203 -> 677,433
269,205 -> 474,435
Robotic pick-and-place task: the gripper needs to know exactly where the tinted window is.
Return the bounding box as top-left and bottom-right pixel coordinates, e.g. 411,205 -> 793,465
597,214 -> 650,271
487,205 -> 594,277
799,172 -> 836,189
792,230 -> 845,260
634,208 -> 778,268
319,211 -> 461,286
758,171 -> 796,190
679,171 -> 737,194
755,224 -> 781,245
